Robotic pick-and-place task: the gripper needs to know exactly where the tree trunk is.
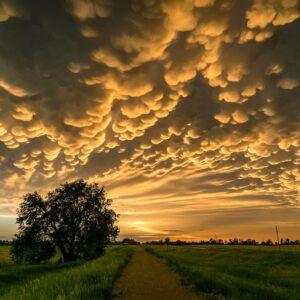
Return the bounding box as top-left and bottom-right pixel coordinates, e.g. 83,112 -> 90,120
68,243 -> 75,261
56,239 -> 69,262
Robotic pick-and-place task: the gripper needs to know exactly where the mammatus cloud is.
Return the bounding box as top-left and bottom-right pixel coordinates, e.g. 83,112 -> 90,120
0,0 -> 300,240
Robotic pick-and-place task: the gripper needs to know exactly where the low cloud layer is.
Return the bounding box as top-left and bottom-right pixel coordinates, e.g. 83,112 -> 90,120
0,0 -> 300,240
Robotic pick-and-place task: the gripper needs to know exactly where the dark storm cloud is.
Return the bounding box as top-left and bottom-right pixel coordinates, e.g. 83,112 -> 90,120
0,0 -> 299,239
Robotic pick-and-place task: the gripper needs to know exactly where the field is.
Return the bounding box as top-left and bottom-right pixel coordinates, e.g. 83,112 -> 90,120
0,246 -> 11,264
146,245 -> 300,300
0,245 -> 133,300
1,244 -> 300,300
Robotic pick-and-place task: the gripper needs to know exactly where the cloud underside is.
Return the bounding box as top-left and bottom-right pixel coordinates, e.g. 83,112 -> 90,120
0,0 -> 300,239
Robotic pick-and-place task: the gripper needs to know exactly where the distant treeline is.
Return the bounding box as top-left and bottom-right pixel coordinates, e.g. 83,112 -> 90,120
117,237 -> 300,246
0,240 -> 12,246
146,237 -> 300,245
115,238 -> 141,245
3,237 -> 300,247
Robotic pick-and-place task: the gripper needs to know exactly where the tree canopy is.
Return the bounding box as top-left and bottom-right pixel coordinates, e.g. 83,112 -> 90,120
11,180 -> 119,263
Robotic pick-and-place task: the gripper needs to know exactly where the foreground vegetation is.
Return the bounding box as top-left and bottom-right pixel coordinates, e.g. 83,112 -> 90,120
147,245 -> 300,300
0,245 -> 133,300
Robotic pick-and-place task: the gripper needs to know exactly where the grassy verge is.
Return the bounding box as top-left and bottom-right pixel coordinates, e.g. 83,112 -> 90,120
146,245 -> 300,300
0,246 -> 133,300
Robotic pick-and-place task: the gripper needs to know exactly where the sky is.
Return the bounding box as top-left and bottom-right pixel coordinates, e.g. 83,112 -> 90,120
0,0 -> 300,242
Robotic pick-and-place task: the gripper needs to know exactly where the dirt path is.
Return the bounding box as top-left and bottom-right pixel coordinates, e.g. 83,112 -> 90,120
111,248 -> 201,300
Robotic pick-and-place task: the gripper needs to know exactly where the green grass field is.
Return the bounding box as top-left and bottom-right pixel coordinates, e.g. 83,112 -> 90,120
2,244 -> 300,299
0,245 -> 11,264
146,245 -> 300,300
0,245 -> 133,300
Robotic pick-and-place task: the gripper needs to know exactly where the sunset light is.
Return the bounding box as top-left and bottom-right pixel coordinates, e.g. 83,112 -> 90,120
0,0 -> 299,243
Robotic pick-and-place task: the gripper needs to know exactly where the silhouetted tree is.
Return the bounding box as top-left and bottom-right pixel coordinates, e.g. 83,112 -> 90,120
261,239 -> 273,245
11,180 -> 119,263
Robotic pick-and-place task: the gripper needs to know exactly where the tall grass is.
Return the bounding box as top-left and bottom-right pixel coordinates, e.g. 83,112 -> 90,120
0,246 -> 83,297
0,246 -> 133,300
147,245 -> 300,300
